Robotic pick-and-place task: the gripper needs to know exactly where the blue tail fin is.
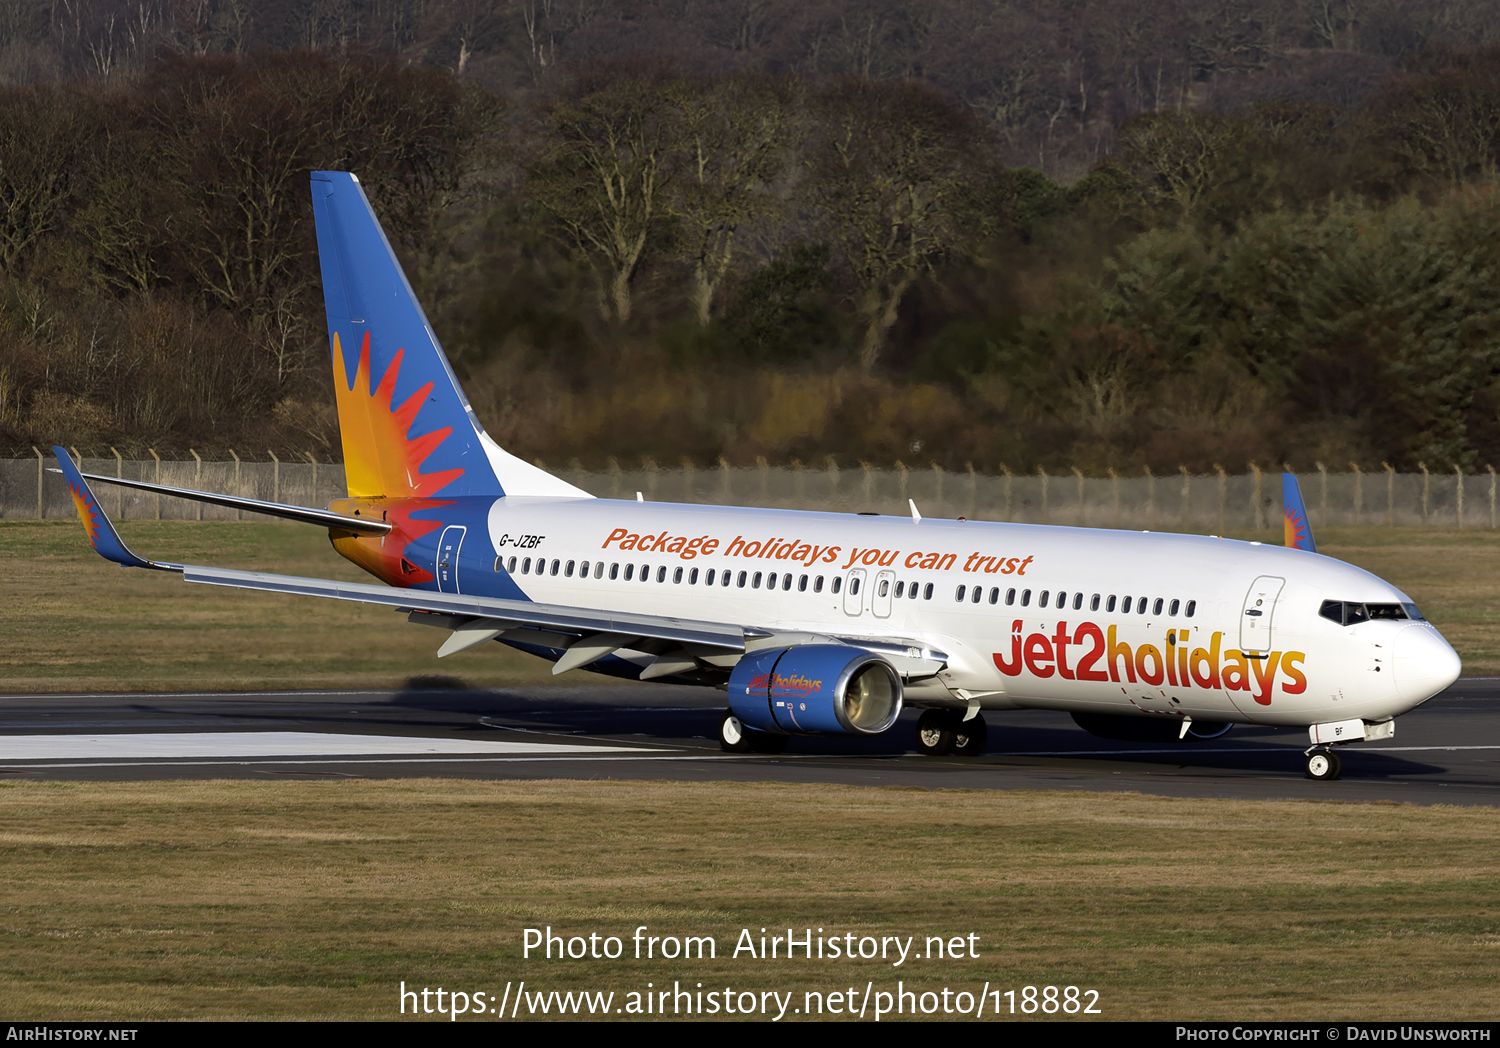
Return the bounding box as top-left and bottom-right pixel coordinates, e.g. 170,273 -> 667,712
1283,472 -> 1317,553
309,172 -> 587,501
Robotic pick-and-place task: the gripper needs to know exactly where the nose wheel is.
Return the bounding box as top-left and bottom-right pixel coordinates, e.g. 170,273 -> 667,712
1304,746 -> 1343,781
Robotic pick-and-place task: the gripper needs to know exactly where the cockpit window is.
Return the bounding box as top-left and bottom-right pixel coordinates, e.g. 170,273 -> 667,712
1321,600 -> 1415,625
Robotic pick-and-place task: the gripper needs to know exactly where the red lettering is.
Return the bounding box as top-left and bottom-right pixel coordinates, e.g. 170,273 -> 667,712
1023,633 -> 1055,678
992,620 -> 1024,676
1073,623 -> 1108,681
1052,621 -> 1075,680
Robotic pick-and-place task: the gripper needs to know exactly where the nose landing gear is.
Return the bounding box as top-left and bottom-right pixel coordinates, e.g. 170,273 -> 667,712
1304,746 -> 1343,781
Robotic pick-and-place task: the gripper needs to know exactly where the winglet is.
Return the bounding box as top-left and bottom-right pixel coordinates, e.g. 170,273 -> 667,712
1282,472 -> 1317,553
51,447 -> 178,571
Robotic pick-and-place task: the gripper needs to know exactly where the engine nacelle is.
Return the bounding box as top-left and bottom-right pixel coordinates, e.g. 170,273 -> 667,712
728,644 -> 903,736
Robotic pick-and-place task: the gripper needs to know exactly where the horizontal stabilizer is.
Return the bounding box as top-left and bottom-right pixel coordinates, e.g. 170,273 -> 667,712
50,448 -> 180,571
53,470 -> 391,535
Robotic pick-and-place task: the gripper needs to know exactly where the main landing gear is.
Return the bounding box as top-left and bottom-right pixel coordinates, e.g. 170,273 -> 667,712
718,710 -> 789,754
1304,746 -> 1344,781
916,709 -> 988,757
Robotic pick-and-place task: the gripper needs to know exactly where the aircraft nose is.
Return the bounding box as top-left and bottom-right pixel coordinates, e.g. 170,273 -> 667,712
1392,624 -> 1462,706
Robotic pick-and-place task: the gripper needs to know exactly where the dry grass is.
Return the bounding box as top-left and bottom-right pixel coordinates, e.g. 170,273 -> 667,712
3,519 -> 1500,691
0,779 -> 1496,1020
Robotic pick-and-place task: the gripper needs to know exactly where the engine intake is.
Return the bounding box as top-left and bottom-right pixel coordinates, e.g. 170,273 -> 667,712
728,644 -> 903,736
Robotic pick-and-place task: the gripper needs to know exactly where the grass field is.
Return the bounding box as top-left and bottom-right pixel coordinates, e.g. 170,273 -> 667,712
2,779 -> 1498,1021
4,518 -> 1500,691
3,519 -> 1498,1022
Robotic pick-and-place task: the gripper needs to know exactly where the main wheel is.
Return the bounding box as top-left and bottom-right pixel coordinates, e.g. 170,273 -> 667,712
916,709 -> 957,756
719,710 -> 752,753
1305,747 -> 1343,781
954,713 -> 988,756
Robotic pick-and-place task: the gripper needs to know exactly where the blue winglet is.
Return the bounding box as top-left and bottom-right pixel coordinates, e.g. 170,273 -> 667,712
51,447 -> 177,571
1282,472 -> 1317,553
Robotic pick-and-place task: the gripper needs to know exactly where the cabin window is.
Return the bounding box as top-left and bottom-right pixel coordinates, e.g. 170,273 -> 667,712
673,567 -> 683,584
579,560 -> 589,577
610,563 -> 619,580
738,571 -> 748,588
1169,599 -> 1180,616
910,582 -> 919,599
565,560 -> 575,578
955,585 -> 967,602
705,569 -> 715,585
1039,590 -> 1050,607
623,563 -> 634,581
1186,600 -> 1196,617
989,587 -> 999,604
923,583 -> 934,600
1090,594 -> 1100,611
895,581 -> 905,598
1021,589 -> 1031,607
783,574 -> 793,591
1055,591 -> 1066,609
850,576 -> 861,595
753,572 -> 763,589
814,576 -> 824,593
550,559 -> 561,576
594,562 -> 604,579
521,558 -> 531,574
640,564 -> 650,582
1153,598 -> 1163,615
657,566 -> 667,583
971,585 -> 982,604
1073,593 -> 1083,610
1122,596 -> 1132,613
1139,597 -> 1149,615
799,574 -> 809,592
1006,588 -> 1016,606
766,572 -> 777,589
1107,595 -> 1117,612
689,568 -> 699,585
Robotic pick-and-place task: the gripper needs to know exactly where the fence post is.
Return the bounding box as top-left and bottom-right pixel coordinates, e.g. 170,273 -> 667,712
1039,465 -> 1050,524
1109,467 -> 1120,527
1144,465 -> 1155,528
1351,462 -> 1362,525
1001,464 -> 1012,522
112,446 -> 124,519
33,446 -> 42,519
268,450 -> 280,504
1419,462 -> 1430,524
610,456 -> 623,499
823,455 -> 836,505
150,449 -> 161,519
229,450 -> 241,519
1215,464 -> 1226,533
1074,466 -> 1085,526
896,460 -> 908,504
861,460 -> 872,506
1316,462 -> 1327,524
1490,465 -> 1497,529
1251,463 -> 1263,530
965,461 -> 976,520
1179,465 -> 1190,529
1383,462 -> 1394,525
1456,464 -> 1464,528
189,449 -> 203,520
307,451 -> 318,506
932,462 -> 944,514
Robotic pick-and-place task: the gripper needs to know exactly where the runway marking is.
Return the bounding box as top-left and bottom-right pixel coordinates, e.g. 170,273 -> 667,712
0,732 -> 655,761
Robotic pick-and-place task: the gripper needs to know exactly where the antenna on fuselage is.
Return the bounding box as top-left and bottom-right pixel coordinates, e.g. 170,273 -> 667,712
1282,472 -> 1317,553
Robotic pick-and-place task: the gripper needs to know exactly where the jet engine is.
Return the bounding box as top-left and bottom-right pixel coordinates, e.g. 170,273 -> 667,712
728,644 -> 902,736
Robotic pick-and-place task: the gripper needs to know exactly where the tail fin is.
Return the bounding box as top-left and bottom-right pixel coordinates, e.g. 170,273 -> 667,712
1282,472 -> 1317,553
309,172 -> 587,500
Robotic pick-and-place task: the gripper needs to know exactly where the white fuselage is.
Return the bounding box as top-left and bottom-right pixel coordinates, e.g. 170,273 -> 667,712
467,497 -> 1461,728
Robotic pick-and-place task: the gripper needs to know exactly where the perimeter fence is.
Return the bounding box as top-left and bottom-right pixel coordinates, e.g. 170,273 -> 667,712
4,453 -> 1495,530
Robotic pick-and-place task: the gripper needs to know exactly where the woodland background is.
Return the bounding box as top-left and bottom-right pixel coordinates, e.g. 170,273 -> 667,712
7,1 -> 1500,473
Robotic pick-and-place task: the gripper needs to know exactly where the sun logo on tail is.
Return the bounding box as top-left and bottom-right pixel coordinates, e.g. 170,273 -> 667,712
68,481 -> 102,548
333,331 -> 464,499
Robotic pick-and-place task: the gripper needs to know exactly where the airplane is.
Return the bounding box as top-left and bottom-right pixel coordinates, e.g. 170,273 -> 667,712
50,170 -> 1463,782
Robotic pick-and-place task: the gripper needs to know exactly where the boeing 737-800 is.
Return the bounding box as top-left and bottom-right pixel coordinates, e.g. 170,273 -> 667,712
52,171 -> 1463,781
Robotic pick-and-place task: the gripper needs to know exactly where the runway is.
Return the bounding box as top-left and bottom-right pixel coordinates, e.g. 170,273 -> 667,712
1,677 -> 1498,805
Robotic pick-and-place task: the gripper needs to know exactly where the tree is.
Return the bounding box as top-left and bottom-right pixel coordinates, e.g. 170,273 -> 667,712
806,77 -> 993,371
669,73 -> 796,326
527,75 -> 677,324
